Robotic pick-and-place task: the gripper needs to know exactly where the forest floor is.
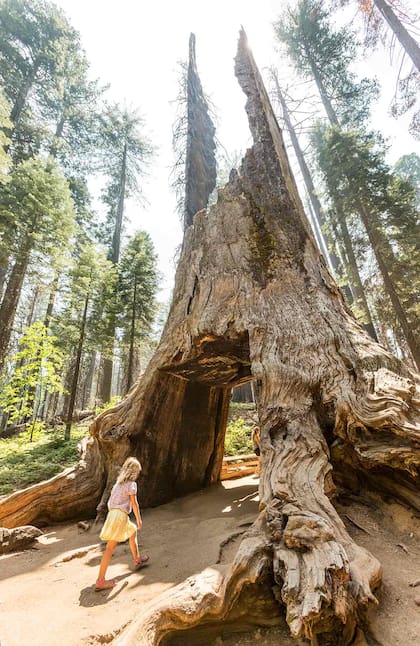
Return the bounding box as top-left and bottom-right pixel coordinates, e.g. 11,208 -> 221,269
0,475 -> 419,646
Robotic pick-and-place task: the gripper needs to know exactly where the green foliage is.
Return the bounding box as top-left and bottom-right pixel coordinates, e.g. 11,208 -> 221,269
394,153 -> 420,207
274,0 -> 378,126
94,396 -> 121,416
0,424 -> 86,495
98,104 -> 154,262
313,124 -> 420,338
0,0 -> 79,158
118,231 -> 159,333
0,156 -> 75,261
54,243 -> 116,355
0,321 -> 64,426
99,104 -> 153,197
224,418 -> 254,456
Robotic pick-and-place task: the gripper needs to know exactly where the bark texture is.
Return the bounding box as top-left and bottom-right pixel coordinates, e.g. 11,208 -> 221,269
184,33 -> 217,229
0,30 -> 419,644
0,525 -> 42,554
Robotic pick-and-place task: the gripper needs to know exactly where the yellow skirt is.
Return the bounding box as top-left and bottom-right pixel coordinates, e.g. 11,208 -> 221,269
100,508 -> 137,542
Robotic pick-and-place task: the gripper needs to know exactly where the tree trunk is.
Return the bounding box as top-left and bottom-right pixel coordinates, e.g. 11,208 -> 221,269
184,33 -> 217,229
302,51 -> 380,341
0,253 -> 9,304
373,0 -> 420,72
10,58 -> 41,127
231,381 -> 254,403
44,271 -> 60,329
272,72 -> 330,259
271,72 -> 378,340
126,279 -> 137,392
0,31 -> 419,644
307,51 -> 340,126
111,142 -> 127,265
335,203 -> 378,340
65,286 -> 90,440
81,350 -> 97,410
49,111 -> 66,158
0,242 -> 31,371
99,144 -> 128,403
356,199 -> 419,367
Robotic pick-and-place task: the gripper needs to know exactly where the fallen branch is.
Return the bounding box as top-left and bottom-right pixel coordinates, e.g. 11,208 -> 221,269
343,514 -> 371,535
396,542 -> 409,554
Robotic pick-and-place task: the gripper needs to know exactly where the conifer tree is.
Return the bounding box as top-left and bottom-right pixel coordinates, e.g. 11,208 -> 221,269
0,158 -> 74,371
97,104 -> 153,402
275,0 -> 419,365
117,231 -> 158,391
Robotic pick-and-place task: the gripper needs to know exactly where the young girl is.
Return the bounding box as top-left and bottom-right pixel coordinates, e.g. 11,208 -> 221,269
95,456 -> 149,591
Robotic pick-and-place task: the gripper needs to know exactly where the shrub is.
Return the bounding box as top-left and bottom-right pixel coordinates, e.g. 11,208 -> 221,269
224,417 -> 254,456
0,424 -> 87,495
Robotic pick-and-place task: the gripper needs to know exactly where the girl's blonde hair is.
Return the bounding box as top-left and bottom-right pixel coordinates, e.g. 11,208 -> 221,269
117,457 -> 142,484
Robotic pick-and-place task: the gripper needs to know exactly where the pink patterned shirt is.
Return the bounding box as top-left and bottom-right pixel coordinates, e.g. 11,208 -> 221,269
107,480 -> 137,514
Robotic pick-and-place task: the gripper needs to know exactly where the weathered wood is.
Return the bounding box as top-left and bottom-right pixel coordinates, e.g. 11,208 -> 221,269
220,454 -> 259,479
0,29 -> 419,644
0,525 -> 42,553
184,33 -> 217,229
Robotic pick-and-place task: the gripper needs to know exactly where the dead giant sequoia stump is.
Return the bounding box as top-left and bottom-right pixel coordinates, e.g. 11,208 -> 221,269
0,31 -> 419,644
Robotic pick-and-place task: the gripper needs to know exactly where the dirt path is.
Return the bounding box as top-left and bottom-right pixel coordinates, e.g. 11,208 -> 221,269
0,476 -> 419,645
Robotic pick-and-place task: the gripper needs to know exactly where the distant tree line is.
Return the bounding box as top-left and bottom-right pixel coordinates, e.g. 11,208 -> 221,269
270,0 -> 419,369
0,0 -> 159,438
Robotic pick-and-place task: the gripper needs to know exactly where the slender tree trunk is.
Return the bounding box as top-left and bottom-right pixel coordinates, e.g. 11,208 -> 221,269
373,0 -> 420,72
335,205 -> 378,340
65,287 -> 90,440
301,54 -> 379,339
47,390 -> 59,423
272,74 -> 331,256
10,58 -> 41,127
111,142 -> 127,265
0,242 -> 31,371
44,271 -> 60,329
306,51 -> 340,126
82,351 -> 97,409
270,73 -> 380,338
356,199 -> 419,367
49,112 -> 66,158
26,284 -> 40,326
126,279 -> 137,392
100,143 -> 128,403
0,253 -> 9,303
24,275 -> 59,420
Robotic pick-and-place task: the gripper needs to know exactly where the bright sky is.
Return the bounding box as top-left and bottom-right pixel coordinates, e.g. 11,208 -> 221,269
53,0 -> 419,300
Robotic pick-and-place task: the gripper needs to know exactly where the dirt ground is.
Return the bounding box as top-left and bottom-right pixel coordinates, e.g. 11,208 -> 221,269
0,475 -> 419,646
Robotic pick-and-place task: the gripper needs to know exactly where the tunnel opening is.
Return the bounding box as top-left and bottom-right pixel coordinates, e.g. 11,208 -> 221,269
139,332 -> 255,506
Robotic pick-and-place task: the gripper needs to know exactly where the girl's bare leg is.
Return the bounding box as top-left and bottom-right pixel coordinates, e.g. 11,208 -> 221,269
129,531 -> 139,563
130,531 -> 149,565
96,540 -> 118,587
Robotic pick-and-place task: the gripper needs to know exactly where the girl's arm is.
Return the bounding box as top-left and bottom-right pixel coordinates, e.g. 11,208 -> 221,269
130,494 -> 142,529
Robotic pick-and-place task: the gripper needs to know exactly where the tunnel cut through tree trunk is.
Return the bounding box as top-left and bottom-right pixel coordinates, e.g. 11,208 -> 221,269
0,29 -> 419,645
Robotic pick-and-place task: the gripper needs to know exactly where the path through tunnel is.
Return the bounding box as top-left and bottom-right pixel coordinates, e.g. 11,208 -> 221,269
137,332 -> 254,507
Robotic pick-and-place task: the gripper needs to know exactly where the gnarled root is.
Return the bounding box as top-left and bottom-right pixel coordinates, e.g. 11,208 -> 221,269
114,524 -> 275,646
260,410 -> 382,644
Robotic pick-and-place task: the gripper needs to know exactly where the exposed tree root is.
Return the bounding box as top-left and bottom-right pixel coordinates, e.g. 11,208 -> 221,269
113,525 -> 275,646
